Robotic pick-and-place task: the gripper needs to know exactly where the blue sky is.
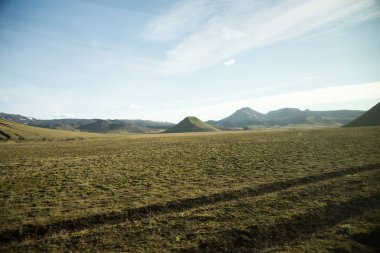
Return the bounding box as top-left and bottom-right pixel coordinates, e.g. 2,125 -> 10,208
1,0 -> 380,122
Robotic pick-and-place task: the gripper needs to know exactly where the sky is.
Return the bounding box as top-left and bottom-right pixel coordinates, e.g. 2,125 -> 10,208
0,0 -> 380,123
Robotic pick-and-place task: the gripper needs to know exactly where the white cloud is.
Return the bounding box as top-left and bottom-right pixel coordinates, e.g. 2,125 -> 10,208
224,58 -> 236,66
53,112 -> 74,118
144,0 -> 379,75
143,81 -> 380,122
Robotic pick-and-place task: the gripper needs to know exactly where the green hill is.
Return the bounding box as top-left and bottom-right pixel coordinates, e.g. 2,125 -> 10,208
0,119 -> 103,141
345,102 -> 380,127
164,116 -> 219,133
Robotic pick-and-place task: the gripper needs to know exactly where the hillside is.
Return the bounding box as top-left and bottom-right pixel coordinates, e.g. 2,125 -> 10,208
208,107 -> 364,129
0,119 -> 103,141
345,102 -> 380,127
164,116 -> 219,133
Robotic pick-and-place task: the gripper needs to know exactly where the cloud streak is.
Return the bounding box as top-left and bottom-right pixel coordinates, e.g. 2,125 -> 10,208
144,0 -> 379,75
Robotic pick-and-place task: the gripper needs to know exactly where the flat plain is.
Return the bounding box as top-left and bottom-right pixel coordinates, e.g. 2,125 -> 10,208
1,127 -> 380,252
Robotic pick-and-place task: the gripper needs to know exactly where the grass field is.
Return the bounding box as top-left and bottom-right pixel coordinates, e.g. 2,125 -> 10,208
1,126 -> 380,252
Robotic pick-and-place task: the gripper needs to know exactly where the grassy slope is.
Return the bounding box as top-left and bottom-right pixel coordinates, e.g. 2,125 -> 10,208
1,127 -> 380,252
0,119 -> 113,141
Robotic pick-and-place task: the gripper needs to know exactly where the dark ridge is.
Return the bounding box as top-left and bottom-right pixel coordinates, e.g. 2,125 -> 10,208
197,194 -> 380,252
0,163 -> 379,244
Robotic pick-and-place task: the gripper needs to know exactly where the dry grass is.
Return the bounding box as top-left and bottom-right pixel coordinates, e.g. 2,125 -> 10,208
1,126 -> 380,252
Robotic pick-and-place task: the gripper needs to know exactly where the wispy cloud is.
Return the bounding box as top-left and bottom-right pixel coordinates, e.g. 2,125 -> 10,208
142,0 -> 217,41
143,0 -> 379,75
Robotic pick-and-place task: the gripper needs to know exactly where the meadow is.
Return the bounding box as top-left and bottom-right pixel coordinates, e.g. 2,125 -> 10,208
0,127 -> 379,252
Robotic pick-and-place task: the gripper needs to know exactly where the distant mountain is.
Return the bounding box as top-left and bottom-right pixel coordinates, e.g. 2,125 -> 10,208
164,116 -> 219,133
208,107 -> 364,129
345,102 -> 380,127
222,107 -> 264,122
0,113 -> 174,134
208,107 -> 265,128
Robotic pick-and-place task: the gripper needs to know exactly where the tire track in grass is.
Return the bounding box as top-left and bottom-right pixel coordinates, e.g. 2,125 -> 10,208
0,163 -> 379,244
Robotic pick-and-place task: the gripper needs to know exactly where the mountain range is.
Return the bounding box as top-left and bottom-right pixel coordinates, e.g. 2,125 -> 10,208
0,105 -> 370,134
0,113 -> 174,134
207,107 -> 365,129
